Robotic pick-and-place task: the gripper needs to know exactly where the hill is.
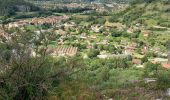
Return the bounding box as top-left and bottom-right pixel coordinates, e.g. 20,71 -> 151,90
28,0 -> 131,3
111,0 -> 170,27
0,0 -> 39,16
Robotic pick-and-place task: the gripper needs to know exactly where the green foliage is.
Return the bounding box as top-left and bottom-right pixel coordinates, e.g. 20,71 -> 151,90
145,52 -> 157,58
156,70 -> 170,89
111,30 -> 131,38
31,0 -> 131,3
0,0 -> 39,16
143,62 -> 162,77
141,56 -> 148,63
109,15 -> 119,23
50,6 -> 92,13
0,29 -> 85,99
123,8 -> 144,26
80,62 -> 143,91
111,30 -> 122,37
88,57 -> 132,69
130,0 -> 158,5
87,49 -> 100,58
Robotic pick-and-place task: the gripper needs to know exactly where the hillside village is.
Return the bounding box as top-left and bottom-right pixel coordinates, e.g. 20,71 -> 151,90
0,0 -> 170,99
1,13 -> 169,69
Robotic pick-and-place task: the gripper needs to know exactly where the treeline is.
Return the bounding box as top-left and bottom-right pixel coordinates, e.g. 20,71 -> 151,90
130,0 -> 170,5
28,0 -> 130,3
50,6 -> 92,13
0,0 -> 39,16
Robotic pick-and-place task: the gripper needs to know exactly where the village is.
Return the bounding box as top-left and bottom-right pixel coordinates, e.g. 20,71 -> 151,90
0,12 -> 170,69
0,0 -> 170,99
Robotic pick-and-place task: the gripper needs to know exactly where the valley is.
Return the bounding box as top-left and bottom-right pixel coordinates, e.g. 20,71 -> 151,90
0,0 -> 170,99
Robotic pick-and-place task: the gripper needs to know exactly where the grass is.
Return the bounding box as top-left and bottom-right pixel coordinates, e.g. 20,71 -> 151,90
133,53 -> 144,59
25,25 -> 38,31
73,14 -> 89,19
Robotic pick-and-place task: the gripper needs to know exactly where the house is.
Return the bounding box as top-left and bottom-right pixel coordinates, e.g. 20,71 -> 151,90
87,44 -> 93,49
143,30 -> 151,37
89,35 -> 97,40
124,43 -> 137,55
162,63 -> 170,69
55,29 -> 66,36
127,28 -> 133,33
0,30 -> 11,41
132,59 -> 142,65
97,54 -> 128,59
141,45 -> 149,54
149,57 -> 170,69
6,15 -> 69,29
150,58 -> 168,64
58,39 -> 64,45
91,25 -> 103,33
120,40 -> 128,45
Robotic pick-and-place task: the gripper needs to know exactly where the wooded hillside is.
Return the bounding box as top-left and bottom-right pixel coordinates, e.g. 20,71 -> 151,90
0,0 -> 39,16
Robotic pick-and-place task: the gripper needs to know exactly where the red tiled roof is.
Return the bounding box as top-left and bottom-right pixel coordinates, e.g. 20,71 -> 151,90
162,63 -> 170,69
132,59 -> 142,65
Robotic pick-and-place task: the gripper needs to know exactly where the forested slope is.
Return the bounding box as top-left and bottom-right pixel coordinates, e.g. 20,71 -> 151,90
109,0 -> 170,26
0,0 -> 39,16
27,0 -> 131,3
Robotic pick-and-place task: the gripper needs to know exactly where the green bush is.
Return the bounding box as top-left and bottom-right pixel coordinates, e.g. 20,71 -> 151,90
87,49 -> 100,58
156,70 -> 170,89
109,16 -> 119,23
145,52 -> 157,58
122,8 -> 144,25
143,62 -> 162,77
141,56 -> 148,63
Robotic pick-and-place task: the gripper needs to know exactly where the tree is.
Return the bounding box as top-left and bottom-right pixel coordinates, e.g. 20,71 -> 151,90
0,0 -> 39,16
143,62 -> 161,77
141,56 -> 148,63
87,49 -> 100,58
0,27 -> 83,99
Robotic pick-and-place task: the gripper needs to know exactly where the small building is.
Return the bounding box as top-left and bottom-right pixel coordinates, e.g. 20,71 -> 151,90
0,30 -> 11,41
141,45 -> 149,54
143,30 -> 151,37
162,63 -> 170,69
132,59 -> 142,65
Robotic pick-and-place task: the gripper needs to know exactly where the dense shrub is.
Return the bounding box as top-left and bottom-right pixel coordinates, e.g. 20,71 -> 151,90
123,8 -> 144,26
159,22 -> 170,28
156,70 -> 170,89
88,49 -> 100,58
141,56 -> 148,63
130,0 -> 157,5
0,0 -> 39,16
145,52 -> 157,58
109,16 -> 119,23
143,62 -> 162,77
